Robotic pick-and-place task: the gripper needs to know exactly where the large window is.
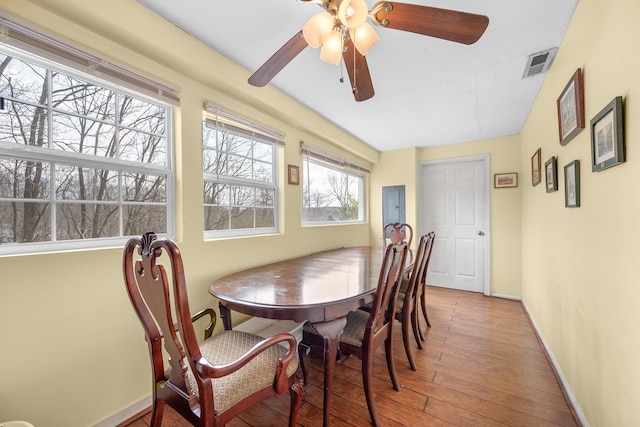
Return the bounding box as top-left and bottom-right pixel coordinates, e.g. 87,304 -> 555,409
203,106 -> 282,237
0,41 -> 173,254
302,144 -> 366,225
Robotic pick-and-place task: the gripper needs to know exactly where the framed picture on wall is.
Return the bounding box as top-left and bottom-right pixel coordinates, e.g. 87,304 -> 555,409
557,68 -> 585,146
564,160 -> 580,208
531,148 -> 542,186
545,156 -> 558,193
288,164 -> 300,185
494,172 -> 518,188
591,96 -> 624,172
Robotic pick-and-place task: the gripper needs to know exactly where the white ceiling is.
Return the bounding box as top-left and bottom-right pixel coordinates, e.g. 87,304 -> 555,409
136,0 -> 578,152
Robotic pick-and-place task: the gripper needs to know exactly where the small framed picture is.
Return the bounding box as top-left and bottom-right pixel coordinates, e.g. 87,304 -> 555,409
545,157 -> 558,193
288,164 -> 300,185
494,172 -> 518,188
591,96 -> 624,172
531,148 -> 541,186
564,160 -> 580,208
557,68 -> 585,146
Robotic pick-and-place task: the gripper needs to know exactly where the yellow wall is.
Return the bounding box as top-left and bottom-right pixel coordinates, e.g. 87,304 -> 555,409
0,1 -> 376,425
520,0 -> 640,424
369,147 -> 419,246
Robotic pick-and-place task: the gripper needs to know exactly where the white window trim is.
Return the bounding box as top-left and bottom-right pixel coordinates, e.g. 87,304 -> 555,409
301,144 -> 367,227
0,14 -> 180,105
0,33 -> 175,255
203,104 -> 283,238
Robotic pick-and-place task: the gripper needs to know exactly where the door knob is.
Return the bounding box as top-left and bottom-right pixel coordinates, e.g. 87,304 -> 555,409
477,231 -> 485,236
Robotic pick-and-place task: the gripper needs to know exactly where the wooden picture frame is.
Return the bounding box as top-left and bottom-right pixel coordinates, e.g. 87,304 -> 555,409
494,172 -> 518,188
287,164 -> 299,185
531,148 -> 541,186
557,68 -> 585,146
564,160 -> 580,208
591,96 -> 624,172
545,156 -> 558,193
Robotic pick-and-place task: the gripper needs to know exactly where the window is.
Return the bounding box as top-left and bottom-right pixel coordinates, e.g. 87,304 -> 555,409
0,33 -> 174,254
203,105 -> 282,237
302,144 -> 366,225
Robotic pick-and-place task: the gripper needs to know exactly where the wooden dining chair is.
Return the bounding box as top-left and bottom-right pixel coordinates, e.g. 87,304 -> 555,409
416,231 -> 436,338
383,222 -> 413,248
394,232 -> 435,370
123,232 -> 304,427
306,241 -> 408,427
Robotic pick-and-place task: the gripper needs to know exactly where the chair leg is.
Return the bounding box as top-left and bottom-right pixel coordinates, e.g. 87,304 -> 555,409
402,310 -> 417,370
362,350 -> 381,427
288,377 -> 305,427
411,305 -> 423,350
384,336 -> 401,392
150,399 -> 165,427
420,286 -> 431,328
297,342 -> 311,391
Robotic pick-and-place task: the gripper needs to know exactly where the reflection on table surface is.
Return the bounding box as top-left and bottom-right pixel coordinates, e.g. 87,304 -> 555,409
211,246 -> 389,307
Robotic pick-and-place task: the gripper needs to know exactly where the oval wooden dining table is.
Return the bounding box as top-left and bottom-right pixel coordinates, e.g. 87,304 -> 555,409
209,246 -> 412,427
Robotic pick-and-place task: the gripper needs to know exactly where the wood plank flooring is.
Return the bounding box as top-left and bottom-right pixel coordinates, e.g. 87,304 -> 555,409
122,286 -> 579,427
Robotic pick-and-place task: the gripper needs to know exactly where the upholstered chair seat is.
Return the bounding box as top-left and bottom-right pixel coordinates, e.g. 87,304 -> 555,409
337,309 -> 370,347
186,330 -> 299,414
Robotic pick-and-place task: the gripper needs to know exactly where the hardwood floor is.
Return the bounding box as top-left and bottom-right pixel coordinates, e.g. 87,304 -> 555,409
122,286 -> 579,427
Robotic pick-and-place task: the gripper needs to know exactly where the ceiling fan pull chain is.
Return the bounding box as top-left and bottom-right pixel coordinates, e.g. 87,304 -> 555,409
352,44 -> 358,95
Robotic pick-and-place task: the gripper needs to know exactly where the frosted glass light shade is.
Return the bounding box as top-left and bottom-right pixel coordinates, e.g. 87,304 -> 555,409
320,29 -> 343,65
350,22 -> 379,55
302,12 -> 334,48
338,0 -> 368,29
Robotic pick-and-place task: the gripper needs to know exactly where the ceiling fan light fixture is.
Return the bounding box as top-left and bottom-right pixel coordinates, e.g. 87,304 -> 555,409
302,11 -> 334,48
350,22 -> 379,55
338,0 -> 368,29
320,27 -> 343,65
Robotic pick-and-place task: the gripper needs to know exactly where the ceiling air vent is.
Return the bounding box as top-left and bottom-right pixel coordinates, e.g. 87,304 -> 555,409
522,48 -> 558,78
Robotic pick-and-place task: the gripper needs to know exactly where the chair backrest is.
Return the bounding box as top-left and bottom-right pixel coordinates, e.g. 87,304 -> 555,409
123,232 -> 205,418
366,241 -> 409,343
403,234 -> 431,303
419,231 -> 436,288
403,232 -> 435,301
383,222 -> 413,248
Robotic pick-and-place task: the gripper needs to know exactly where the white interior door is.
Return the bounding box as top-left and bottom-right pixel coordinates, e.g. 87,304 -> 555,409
420,157 -> 489,294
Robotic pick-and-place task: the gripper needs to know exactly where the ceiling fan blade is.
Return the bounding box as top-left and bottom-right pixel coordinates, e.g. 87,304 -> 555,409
248,30 -> 308,87
371,2 -> 489,45
342,38 -> 374,102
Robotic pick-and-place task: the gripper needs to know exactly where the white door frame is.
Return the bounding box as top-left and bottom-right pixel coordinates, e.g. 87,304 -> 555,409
417,154 -> 491,296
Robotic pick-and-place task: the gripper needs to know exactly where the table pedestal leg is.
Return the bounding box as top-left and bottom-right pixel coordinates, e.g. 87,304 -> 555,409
310,316 -> 347,427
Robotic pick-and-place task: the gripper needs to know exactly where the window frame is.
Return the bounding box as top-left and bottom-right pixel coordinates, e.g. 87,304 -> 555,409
0,43 -> 175,255
202,107 -> 282,239
301,150 -> 367,226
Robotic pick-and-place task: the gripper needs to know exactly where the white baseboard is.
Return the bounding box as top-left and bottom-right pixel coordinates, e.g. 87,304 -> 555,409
94,396 -> 151,427
521,301 -> 589,427
490,293 -> 522,300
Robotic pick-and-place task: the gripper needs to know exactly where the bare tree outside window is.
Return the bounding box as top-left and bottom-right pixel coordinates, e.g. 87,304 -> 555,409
0,49 -> 171,251
203,120 -> 277,236
302,159 -> 363,223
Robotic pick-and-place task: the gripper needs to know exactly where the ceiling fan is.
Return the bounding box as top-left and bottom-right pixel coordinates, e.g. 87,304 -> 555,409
248,0 -> 489,102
